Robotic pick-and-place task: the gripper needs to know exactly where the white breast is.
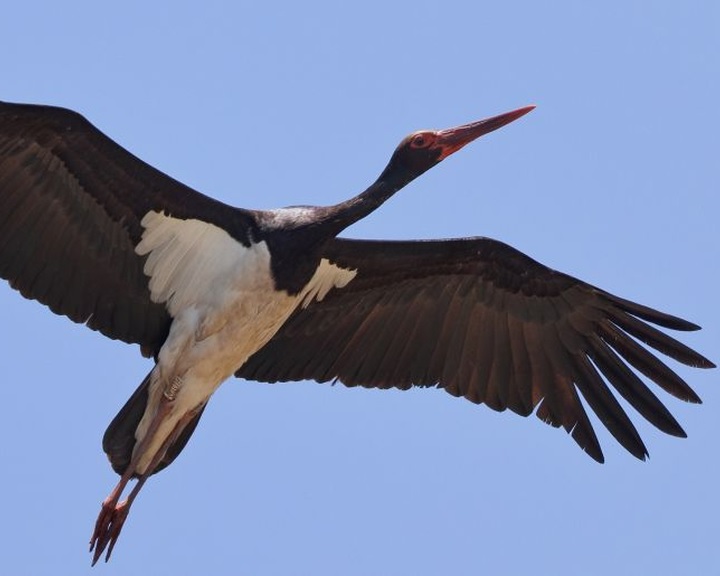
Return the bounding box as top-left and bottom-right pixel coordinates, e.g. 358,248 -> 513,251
132,210 -> 356,472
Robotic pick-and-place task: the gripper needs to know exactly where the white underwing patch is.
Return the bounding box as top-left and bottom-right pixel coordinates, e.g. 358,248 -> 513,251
136,211 -> 273,316
299,258 -> 357,308
137,210 -> 357,314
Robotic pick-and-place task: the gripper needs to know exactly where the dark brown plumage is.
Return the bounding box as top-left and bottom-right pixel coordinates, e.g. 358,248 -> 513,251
0,100 -> 713,563
239,237 -> 710,462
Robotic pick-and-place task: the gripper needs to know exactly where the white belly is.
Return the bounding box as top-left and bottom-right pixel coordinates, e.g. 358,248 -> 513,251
131,211 -> 356,472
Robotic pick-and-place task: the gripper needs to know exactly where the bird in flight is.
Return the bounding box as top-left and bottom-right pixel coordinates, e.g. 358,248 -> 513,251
0,101 -> 713,564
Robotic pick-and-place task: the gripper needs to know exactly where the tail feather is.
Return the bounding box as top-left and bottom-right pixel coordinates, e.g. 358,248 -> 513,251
102,369 -> 207,477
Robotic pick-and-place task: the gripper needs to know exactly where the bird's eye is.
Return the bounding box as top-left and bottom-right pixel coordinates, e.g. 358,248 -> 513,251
411,133 -> 431,148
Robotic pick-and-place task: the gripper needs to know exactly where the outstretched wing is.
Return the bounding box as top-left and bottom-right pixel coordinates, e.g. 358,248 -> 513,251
0,101 -> 256,357
239,237 -> 714,462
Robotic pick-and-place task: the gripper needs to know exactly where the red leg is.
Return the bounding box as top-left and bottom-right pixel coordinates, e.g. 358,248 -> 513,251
96,472 -> 150,564
89,471 -> 135,565
90,396 -> 173,565
90,400 -> 201,564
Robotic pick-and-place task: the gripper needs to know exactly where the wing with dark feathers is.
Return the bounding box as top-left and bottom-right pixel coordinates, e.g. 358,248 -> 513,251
238,237 -> 714,462
0,101 -> 257,357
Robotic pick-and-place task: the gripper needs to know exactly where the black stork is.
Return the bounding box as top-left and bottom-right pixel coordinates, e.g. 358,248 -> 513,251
0,101 -> 713,564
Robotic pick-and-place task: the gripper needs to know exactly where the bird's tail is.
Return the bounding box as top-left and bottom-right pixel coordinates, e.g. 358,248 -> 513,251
102,368 -> 207,477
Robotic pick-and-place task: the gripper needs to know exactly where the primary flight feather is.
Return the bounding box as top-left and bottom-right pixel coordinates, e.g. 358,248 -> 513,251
0,101 -> 713,564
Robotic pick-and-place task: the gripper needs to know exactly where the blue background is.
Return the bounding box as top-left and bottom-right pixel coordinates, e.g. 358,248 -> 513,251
0,2 -> 717,575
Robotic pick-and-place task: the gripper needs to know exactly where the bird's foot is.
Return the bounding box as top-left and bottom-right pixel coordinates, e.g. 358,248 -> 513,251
89,498 -> 130,565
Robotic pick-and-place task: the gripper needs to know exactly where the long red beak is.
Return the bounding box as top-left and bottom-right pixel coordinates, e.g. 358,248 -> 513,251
435,105 -> 535,160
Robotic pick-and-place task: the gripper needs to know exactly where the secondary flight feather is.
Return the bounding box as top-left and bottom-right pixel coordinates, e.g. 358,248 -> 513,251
0,101 -> 713,564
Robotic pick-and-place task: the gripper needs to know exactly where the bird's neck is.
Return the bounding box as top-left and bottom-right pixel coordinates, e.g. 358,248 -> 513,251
317,166 -> 409,236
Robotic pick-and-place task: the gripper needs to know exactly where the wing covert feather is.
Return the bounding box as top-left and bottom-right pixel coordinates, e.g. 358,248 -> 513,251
239,237 -> 713,461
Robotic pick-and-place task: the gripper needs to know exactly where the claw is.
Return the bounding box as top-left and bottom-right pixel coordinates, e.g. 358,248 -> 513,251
90,499 -> 130,565
87,398 -> 198,564
88,391 -> 175,564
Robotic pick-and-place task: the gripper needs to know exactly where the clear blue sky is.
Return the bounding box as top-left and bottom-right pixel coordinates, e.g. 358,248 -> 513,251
1,2 -> 717,575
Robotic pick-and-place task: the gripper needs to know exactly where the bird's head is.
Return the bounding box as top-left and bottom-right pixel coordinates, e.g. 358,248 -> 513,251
381,105 -> 536,189
319,104 -> 536,234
